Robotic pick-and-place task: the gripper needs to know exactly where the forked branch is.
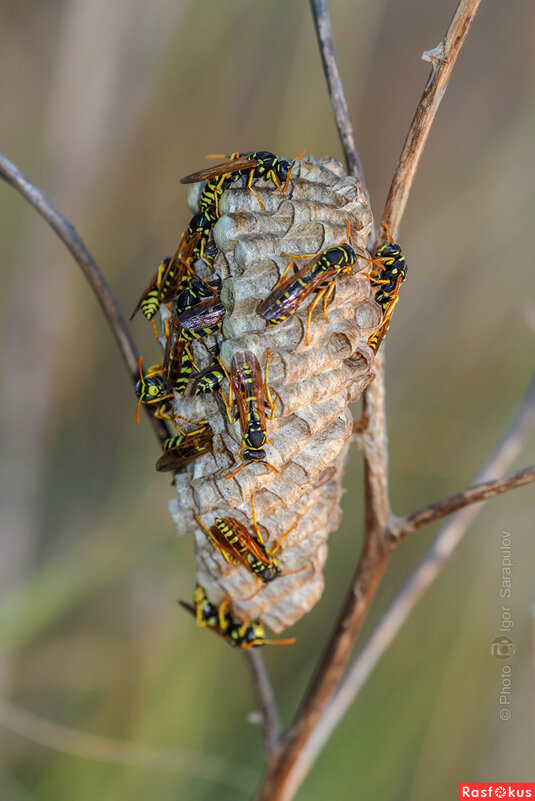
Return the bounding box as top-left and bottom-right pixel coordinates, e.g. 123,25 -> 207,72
254,1 -> 488,799
288,372 -> 535,780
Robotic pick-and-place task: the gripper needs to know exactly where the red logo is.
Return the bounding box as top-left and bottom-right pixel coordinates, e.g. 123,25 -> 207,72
459,784 -> 535,799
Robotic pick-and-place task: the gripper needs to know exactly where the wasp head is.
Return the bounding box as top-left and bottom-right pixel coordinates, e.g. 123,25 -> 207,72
135,374 -> 166,403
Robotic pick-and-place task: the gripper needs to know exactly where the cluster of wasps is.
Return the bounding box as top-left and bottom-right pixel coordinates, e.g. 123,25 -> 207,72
132,151 -> 407,649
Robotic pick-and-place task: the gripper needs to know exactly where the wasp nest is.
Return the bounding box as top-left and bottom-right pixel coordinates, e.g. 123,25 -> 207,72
167,156 -> 379,633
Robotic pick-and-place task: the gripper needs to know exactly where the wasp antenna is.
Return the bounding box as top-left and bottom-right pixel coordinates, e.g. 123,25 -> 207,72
195,514 -> 213,537
285,564 -> 309,578
269,522 -> 297,555
135,398 -> 142,425
345,218 -> 352,242
205,153 -> 227,159
265,637 -> 297,646
382,222 -> 394,244
243,582 -> 264,602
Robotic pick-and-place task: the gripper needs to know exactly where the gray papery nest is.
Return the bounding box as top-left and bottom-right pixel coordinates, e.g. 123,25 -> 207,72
167,156 -> 379,632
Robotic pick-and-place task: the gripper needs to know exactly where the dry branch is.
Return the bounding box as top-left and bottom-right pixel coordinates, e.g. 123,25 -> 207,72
289,372 -> 535,778
0,151 -> 169,444
382,0 -> 483,238
308,0 -> 368,197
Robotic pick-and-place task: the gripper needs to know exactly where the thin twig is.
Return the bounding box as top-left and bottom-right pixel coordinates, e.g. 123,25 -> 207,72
0,151 -> 169,443
254,2 -> 485,799
390,464 -> 535,542
243,650 -> 282,758
382,0 -> 483,239
288,372 -> 535,778
360,355 -> 390,538
308,0 -> 368,197
0,698 -> 256,792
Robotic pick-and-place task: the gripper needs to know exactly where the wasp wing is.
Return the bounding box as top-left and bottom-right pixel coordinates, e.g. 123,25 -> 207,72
178,297 -> 225,333
180,157 -> 259,185
155,429 -> 213,472
230,350 -> 267,434
257,254 -> 337,323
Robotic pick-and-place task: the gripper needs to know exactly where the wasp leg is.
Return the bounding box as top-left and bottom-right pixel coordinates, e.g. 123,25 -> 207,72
280,250 -> 321,260
269,171 -> 284,196
321,280 -> 336,323
304,286 -> 329,346
268,260 -> 295,294
153,401 -> 174,421
150,319 -> 160,339
263,348 -> 279,419
249,494 -> 264,545
246,170 -> 265,210
218,596 -> 232,630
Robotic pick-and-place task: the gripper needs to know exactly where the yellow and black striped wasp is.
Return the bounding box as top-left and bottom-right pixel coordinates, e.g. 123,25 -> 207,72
155,425 -> 213,472
163,285 -> 223,396
365,224 -> 407,352
129,256 -> 171,338
185,210 -> 216,267
196,496 -> 298,584
180,151 -> 299,219
129,230 -> 201,337
180,585 -> 296,648
258,221 -> 357,345
222,350 -> 279,480
162,312 -> 197,396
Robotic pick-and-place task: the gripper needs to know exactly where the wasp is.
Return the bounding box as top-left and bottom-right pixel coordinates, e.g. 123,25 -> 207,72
180,151 -> 300,219
185,210 -> 216,266
196,495 -> 305,591
135,357 -> 173,423
180,585 -> 296,648
258,221 -> 357,345
158,229 -> 201,305
222,350 -> 279,480
155,425 -> 213,472
129,231 -> 200,338
365,224 -> 407,352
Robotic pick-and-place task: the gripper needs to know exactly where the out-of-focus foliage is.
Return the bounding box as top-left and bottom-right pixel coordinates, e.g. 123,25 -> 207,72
0,1 -> 534,799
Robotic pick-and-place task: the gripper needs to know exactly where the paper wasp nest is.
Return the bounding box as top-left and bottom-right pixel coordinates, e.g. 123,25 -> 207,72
168,156 -> 379,633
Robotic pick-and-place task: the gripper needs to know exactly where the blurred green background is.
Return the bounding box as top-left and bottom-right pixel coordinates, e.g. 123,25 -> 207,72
1,0 -> 534,799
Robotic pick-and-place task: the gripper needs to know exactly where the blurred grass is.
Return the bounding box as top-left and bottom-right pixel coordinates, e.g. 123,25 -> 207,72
1,0 -> 534,799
